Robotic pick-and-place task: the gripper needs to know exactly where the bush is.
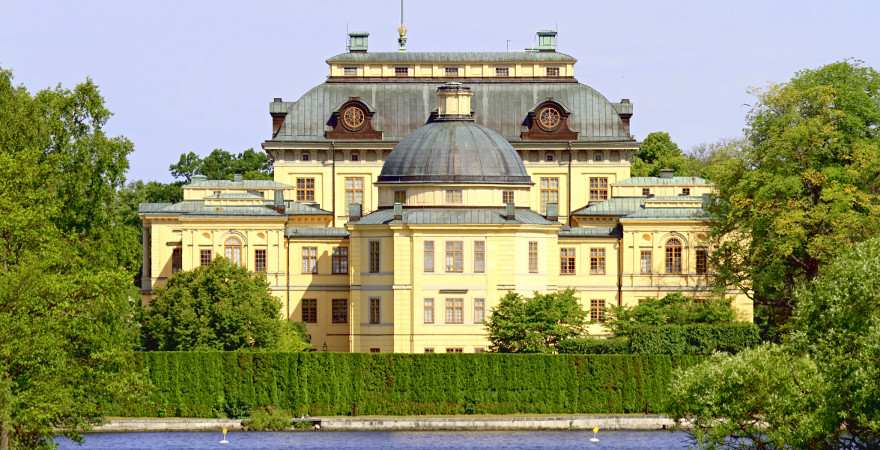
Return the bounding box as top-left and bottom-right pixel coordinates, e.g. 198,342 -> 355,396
629,323 -> 760,355
608,293 -> 736,336
242,406 -> 292,431
111,352 -> 703,417
557,337 -> 630,354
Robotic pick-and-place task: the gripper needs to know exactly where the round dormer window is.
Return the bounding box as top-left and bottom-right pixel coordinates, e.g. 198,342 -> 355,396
341,105 -> 366,131
537,105 -> 561,131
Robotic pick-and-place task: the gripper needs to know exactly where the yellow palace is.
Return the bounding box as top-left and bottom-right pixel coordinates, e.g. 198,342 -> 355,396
140,30 -> 752,353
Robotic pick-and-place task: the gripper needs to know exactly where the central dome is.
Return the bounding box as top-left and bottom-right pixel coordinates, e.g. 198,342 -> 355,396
378,83 -> 531,185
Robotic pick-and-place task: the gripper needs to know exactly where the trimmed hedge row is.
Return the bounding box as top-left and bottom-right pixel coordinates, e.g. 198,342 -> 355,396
628,323 -> 761,355
557,337 -> 631,354
111,352 -> 703,418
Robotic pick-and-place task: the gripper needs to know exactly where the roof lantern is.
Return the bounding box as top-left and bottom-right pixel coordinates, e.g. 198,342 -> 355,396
436,82 -> 473,120
536,30 -> 557,52
347,32 -> 369,53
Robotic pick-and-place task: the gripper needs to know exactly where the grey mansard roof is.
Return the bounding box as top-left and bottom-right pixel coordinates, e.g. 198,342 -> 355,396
355,207 -> 557,225
267,82 -> 633,143
378,120 -> 531,184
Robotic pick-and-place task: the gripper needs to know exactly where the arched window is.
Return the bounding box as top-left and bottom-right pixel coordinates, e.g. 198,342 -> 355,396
225,236 -> 242,266
665,238 -> 682,274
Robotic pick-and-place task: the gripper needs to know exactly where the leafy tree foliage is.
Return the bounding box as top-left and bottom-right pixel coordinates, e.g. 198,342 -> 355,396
169,148 -> 272,182
710,61 -> 880,337
608,293 -> 735,336
486,290 -> 586,353
141,258 -> 308,351
0,69 -> 141,449
631,131 -> 701,177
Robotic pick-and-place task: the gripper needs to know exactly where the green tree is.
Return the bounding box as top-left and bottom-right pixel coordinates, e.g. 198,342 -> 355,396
141,258 -> 308,351
0,69 -> 142,449
709,60 -> 880,337
607,292 -> 735,336
486,290 -> 586,353
632,131 -> 700,177
169,148 -> 272,182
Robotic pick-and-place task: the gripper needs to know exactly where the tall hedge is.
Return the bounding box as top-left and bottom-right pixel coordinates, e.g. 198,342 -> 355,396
628,323 -> 761,355
111,352 -> 703,418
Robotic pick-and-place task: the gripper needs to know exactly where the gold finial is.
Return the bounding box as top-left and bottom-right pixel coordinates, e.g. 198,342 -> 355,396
398,0 -> 407,51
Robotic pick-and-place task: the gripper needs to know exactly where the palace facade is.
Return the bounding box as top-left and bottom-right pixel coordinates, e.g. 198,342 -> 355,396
140,31 -> 752,353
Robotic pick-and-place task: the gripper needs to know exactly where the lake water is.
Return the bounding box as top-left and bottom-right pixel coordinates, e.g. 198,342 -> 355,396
56,431 -> 693,450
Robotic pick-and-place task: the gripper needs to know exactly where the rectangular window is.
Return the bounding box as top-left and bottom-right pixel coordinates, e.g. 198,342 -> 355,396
300,152 -> 311,162
369,241 -> 380,273
345,177 -> 364,210
445,241 -> 464,273
445,298 -> 464,324
343,66 -> 357,76
424,298 -> 434,324
200,249 -> 212,266
495,67 -> 509,77
590,248 -> 606,274
589,177 -> 609,201
474,347 -> 486,353
394,66 -> 409,76
502,190 -> 514,204
640,249 -> 652,274
351,151 -> 360,161
444,67 -> 459,76
332,247 -> 349,274
546,67 -> 560,77
301,247 -> 317,274
331,299 -> 348,324
473,298 -> 485,324
446,347 -> 463,353
302,299 -> 317,323
254,249 -> 267,272
560,247 -> 576,275
682,188 -> 691,196
423,241 -> 435,273
369,297 -> 381,324
642,188 -> 651,196
593,151 -> 604,162
528,241 -> 538,273
590,299 -> 606,322
540,177 -> 559,213
394,190 -> 407,204
696,247 -> 708,274
424,347 -> 435,353
369,348 -> 380,353
473,241 -> 485,273
296,177 -> 315,202
171,247 -> 182,274
445,189 -> 462,204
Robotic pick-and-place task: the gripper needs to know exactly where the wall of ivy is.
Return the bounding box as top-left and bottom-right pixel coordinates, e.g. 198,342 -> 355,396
110,353 -> 703,418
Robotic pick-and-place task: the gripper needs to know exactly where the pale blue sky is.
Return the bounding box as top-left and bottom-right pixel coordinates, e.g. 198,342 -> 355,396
2,0 -> 877,182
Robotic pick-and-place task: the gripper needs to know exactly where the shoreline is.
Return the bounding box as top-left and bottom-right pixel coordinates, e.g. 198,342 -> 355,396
94,415 -> 681,432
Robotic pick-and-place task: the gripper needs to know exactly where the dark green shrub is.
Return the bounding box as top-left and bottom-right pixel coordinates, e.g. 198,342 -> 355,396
242,406 -> 291,431
112,352 -> 703,417
557,337 -> 630,354
629,323 -> 760,355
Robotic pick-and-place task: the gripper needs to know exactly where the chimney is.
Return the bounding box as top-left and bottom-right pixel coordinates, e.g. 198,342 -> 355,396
436,82 -> 473,119
348,202 -> 362,222
659,168 -> 674,179
233,173 -> 243,182
545,202 -> 558,221
504,202 -> 516,220
270,97 -> 286,137
617,98 -> 633,136
393,202 -> 403,220
273,190 -> 285,213
347,32 -> 369,53
536,30 -> 557,52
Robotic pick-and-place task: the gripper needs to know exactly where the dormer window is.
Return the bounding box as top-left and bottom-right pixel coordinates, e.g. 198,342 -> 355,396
343,66 -> 357,76
445,67 -> 459,76
495,67 -> 510,77
301,152 -> 311,162
394,66 -> 409,77
546,67 -> 560,77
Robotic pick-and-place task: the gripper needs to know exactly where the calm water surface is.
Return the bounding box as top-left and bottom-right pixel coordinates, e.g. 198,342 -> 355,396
56,431 -> 692,450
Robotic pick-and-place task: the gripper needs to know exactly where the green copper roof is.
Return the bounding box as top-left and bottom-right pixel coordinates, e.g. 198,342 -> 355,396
355,207 -> 557,226
285,227 -> 350,238
622,208 -> 709,221
326,51 -> 577,64
185,179 -> 292,190
139,200 -> 331,217
558,226 -> 620,238
572,196 -> 708,221
614,176 -> 710,186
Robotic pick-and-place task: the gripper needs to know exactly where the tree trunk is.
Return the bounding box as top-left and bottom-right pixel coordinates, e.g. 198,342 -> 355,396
0,424 -> 8,450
